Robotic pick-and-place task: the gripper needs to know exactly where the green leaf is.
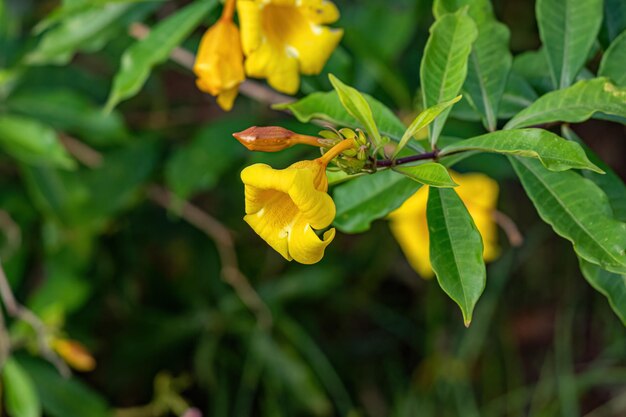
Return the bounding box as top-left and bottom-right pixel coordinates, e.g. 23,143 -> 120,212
7,89 -> 128,146
536,0 -> 603,89
439,128 -> 602,173
421,9 -> 477,146
18,357 -> 110,417
562,125 -> 626,221
105,0 -> 216,111
394,163 -> 457,187
2,358 -> 41,417
273,90 -> 408,142
435,0 -> 512,131
599,30 -> 626,87
579,258 -> 626,326
505,78 -> 626,129
393,95 -> 461,157
328,74 -> 382,147
427,187 -> 486,326
511,48 -> 553,93
600,0 -> 626,47
333,170 -> 421,233
511,157 -> 626,275
0,115 -> 75,169
498,72 -> 538,119
26,3 -> 155,65
165,117 -> 248,199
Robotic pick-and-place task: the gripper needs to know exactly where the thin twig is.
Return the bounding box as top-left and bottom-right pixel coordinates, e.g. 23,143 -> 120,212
375,150 -> 439,167
492,210 -> 524,247
59,134 -> 103,168
0,261 -> 70,376
147,186 -> 272,329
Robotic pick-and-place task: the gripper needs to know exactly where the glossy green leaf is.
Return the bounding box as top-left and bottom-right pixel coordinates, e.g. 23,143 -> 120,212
427,187 -> 486,326
105,0 -> 216,111
600,0 -> 626,47
273,90 -> 408,142
18,357 -> 110,417
505,78 -> 626,129
329,74 -> 382,147
536,0 -> 603,89
26,3 -> 153,65
562,126 -> 626,221
393,95 -> 461,157
333,170 -> 421,233
439,128 -> 602,173
2,358 -> 41,417
421,9 -> 477,146
394,163 -> 457,188
511,48 -> 553,93
165,118 -> 248,199
511,157 -> 626,275
435,0 -> 512,131
7,89 -> 128,146
0,115 -> 75,169
599,30 -> 626,87
580,259 -> 626,326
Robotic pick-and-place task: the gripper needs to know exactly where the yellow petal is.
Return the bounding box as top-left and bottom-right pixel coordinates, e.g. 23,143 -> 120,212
300,0 -> 341,24
217,86 -> 239,111
237,0 -> 262,55
244,42 -> 300,94
291,26 -> 343,75
289,221 -> 335,264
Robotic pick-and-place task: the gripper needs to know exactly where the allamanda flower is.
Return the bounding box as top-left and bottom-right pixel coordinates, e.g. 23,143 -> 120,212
389,172 -> 500,278
193,0 -> 245,111
237,0 -> 343,94
241,138 -> 354,264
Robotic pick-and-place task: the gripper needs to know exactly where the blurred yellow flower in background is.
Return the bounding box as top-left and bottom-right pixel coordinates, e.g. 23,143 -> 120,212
237,0 -> 343,94
389,172 -> 500,278
193,0 -> 245,111
52,338 -> 96,372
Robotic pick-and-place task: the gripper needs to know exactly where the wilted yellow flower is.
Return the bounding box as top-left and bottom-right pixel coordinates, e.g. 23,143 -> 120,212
193,0 -> 245,111
52,338 -> 96,372
241,138 -> 354,264
237,0 -> 343,94
389,172 -> 500,278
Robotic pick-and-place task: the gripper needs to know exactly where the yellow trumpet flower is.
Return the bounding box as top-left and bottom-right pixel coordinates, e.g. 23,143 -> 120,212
241,139 -> 354,264
193,0 -> 245,111
389,172 -> 500,278
237,0 -> 343,94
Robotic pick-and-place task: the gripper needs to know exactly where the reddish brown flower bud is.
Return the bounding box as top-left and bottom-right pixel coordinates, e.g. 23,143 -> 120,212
233,126 -> 327,152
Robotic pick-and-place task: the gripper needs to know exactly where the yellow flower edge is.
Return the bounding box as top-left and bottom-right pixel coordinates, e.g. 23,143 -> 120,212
389,172 -> 500,278
237,0 -> 343,94
241,160 -> 336,264
193,17 -> 245,111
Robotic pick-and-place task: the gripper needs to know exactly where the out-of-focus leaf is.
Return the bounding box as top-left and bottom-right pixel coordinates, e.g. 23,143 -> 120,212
258,267 -> 342,305
439,128 -> 602,172
600,0 -> 626,47
105,0 -> 216,111
421,9 -> 477,146
511,48 -> 553,93
7,89 -> 128,145
599,31 -> 626,87
536,0 -> 603,89
580,259 -> 626,326
26,3 -> 156,65
427,187 -> 486,326
273,90 -> 407,141
2,358 -> 41,417
498,72 -> 538,119
511,157 -> 626,275
165,117 -> 249,199
251,332 -> 330,416
435,0 -> 512,131
394,163 -> 457,187
329,74 -> 382,146
394,96 -> 461,157
561,126 -> 626,221
505,78 -> 626,129
333,170 -> 420,233
17,357 -> 110,417
0,115 -> 75,169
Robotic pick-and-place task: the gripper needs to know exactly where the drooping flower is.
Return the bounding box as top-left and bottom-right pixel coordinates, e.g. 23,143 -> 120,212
389,172 -> 500,278
241,138 -> 354,264
193,0 -> 245,111
237,0 -> 343,94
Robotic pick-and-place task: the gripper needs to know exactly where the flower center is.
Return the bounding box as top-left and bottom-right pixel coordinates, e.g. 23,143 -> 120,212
261,4 -> 309,57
